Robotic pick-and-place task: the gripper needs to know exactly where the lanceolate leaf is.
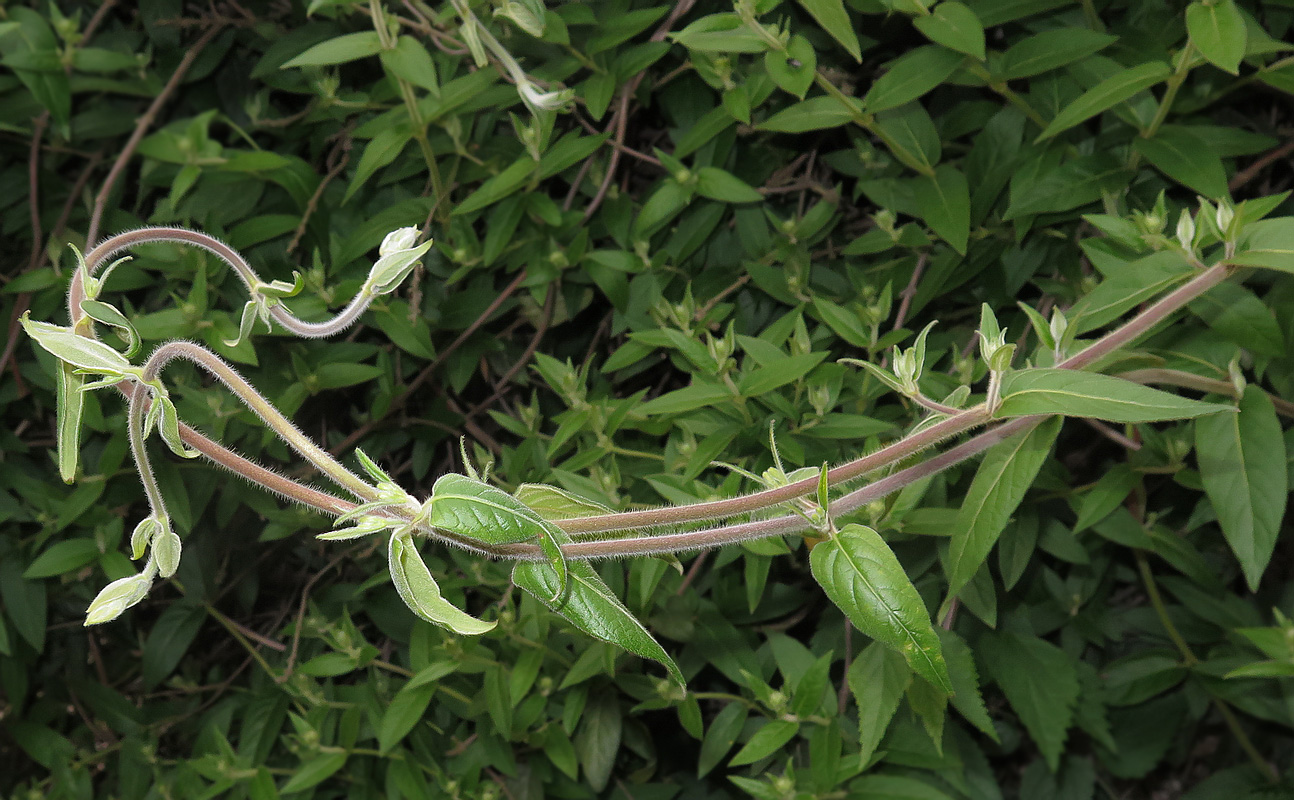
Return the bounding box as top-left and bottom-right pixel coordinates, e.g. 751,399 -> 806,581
55,363 -> 84,484
848,642 -> 911,763
387,532 -> 496,635
1037,61 -> 1171,141
810,524 -> 952,693
863,45 -> 965,114
913,164 -> 970,254
21,314 -> 136,377
947,416 -> 1061,597
979,632 -> 1079,772
997,369 -> 1234,422
513,554 -> 685,687
1195,387 -> 1287,591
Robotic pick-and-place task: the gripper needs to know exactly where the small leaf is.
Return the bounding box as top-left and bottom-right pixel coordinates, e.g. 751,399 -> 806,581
379,35 -> 438,92
947,416 -> 1061,596
810,524 -> 952,693
1186,0 -> 1247,75
513,552 -> 684,687
1196,387 -> 1287,591
765,35 -> 816,98
729,719 -> 800,766
1132,126 -> 1229,199
1037,62 -> 1172,141
79,299 -> 140,358
997,369 -> 1234,422
152,520 -> 182,579
757,95 -> 859,132
698,702 -> 748,777
695,167 -> 763,204
574,693 -> 622,792
55,363 -> 84,483
999,28 -> 1117,80
155,395 -> 198,459
849,642 -> 911,763
387,532 -> 496,635
282,31 -> 384,68
1005,154 -> 1133,219
913,2 -> 985,60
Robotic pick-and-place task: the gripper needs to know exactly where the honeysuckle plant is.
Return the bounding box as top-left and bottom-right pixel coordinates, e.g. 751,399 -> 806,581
24,193 -> 1294,699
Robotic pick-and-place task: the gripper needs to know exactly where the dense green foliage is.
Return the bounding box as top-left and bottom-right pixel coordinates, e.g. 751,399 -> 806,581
5,0 -> 1294,798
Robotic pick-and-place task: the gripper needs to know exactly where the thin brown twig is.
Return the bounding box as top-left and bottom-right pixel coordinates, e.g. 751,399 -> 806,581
1229,137 -> 1294,192
26,113 -> 49,273
466,282 -> 556,419
892,250 -> 930,332
86,23 -> 224,244
288,127 -> 353,255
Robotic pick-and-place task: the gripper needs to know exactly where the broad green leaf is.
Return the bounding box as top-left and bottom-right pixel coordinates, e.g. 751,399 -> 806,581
758,95 -> 859,132
913,2 -> 986,60
452,156 -> 535,216
698,702 -> 748,777
633,179 -> 695,234
737,352 -> 828,396
729,719 -> 800,766
947,416 -> 1060,596
997,369 -> 1234,422
1037,62 -> 1171,141
1187,0 -> 1246,74
24,538 -> 99,579
1231,216 -> 1294,272
387,532 -> 496,635
872,101 -> 942,174
1189,281 -> 1285,358
56,363 -> 84,483
849,642 -> 912,763
1004,154 -> 1131,219
999,28 -> 1117,80
379,35 -> 438,92
574,693 -> 622,792
796,0 -> 861,61
1196,387 -> 1287,591
695,167 -> 763,204
810,524 -> 952,693
430,473 -> 567,596
850,775 -> 955,799
280,752 -> 348,793
1070,250 -> 1193,333
979,631 -> 1079,772
637,380 -> 732,415
765,34 -> 816,98
282,31 -> 384,68
913,165 -> 970,254
1132,126 -> 1229,199
513,551 -> 684,686
514,483 -> 612,520
863,45 -> 965,114
141,604 -> 204,687
343,126 -> 413,204
21,314 -> 135,377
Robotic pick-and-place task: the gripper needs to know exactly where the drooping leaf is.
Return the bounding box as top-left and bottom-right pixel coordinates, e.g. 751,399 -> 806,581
947,416 -> 1061,596
387,531 -> 496,635
1196,387 -> 1287,591
996,369 -> 1234,422
810,524 -> 952,693
513,550 -> 684,687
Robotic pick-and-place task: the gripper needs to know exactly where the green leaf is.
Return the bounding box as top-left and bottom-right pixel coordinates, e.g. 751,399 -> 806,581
637,380 -> 732,415
947,416 -> 1061,596
79,300 -> 141,358
997,369 -> 1234,422
1070,250 -> 1193,333
574,694 -> 622,792
998,28 -> 1117,80
698,702 -> 748,777
55,363 -> 84,483
810,524 -> 952,693
633,179 -> 695,234
512,554 -> 684,686
757,95 -> 859,133
24,539 -> 99,579
913,2 -> 986,60
1006,153 -> 1132,219
1196,387 -> 1287,591
765,34 -> 816,98
514,483 -> 612,520
378,678 -> 436,753
280,752 -> 347,794
979,631 -> 1079,772
379,35 -> 438,92
1187,0 -> 1247,74
343,126 -> 413,203
872,102 -> 942,174
850,775 -> 956,799
695,166 -> 763,204
387,532 -> 496,635
938,629 -> 998,741
863,45 -> 965,114
1231,216 -> 1294,272
21,314 -> 136,377
141,604 -> 205,687
795,0 -> 861,61
913,165 -> 970,253
1132,126 -> 1229,199
282,31 -> 384,68
729,719 -> 800,766
737,352 -> 828,396
849,641 -> 912,763
430,473 -> 567,597
453,156 -> 537,217
1037,62 -> 1171,141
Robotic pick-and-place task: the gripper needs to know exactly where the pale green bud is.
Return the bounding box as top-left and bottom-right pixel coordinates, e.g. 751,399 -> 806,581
85,571 -> 153,625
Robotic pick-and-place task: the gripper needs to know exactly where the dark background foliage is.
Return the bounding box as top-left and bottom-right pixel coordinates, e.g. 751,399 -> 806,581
4,0 -> 1294,797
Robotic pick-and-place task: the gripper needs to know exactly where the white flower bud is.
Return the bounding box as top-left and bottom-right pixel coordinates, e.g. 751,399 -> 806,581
380,227 -> 420,258
1176,209 -> 1196,251
1215,201 -> 1235,237
85,572 -> 152,625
